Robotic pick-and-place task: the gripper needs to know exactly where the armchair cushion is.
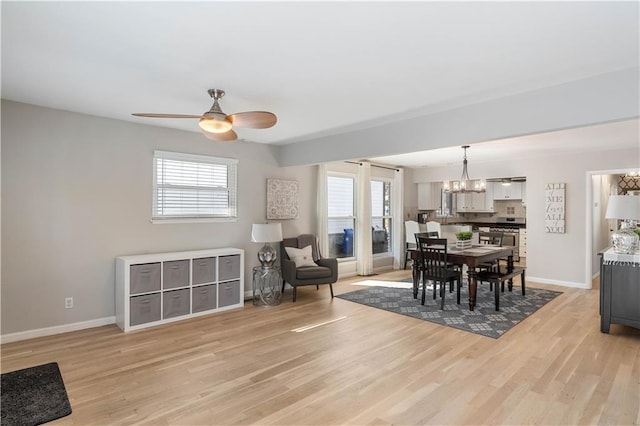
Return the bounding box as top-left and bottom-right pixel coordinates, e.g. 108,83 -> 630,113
296,266 -> 333,280
285,245 -> 317,268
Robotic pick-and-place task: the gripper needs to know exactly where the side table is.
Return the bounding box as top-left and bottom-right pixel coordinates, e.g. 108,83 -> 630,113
252,266 -> 282,306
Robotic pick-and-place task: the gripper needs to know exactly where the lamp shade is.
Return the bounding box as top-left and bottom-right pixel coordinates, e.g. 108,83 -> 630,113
251,223 -> 283,243
605,195 -> 640,220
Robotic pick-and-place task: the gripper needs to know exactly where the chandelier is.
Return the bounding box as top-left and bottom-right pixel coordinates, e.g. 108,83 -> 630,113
443,145 -> 486,193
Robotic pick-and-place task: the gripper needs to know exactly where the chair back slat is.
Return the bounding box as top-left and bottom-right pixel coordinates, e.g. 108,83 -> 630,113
415,231 -> 439,239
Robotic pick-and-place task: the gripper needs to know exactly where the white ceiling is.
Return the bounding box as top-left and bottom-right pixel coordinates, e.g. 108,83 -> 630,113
2,1 -> 639,160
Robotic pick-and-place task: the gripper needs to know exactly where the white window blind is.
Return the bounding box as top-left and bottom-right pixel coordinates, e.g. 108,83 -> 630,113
153,150 -> 238,221
327,175 -> 355,233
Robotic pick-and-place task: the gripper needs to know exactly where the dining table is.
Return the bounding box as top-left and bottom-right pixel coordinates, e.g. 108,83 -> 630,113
410,245 -> 515,311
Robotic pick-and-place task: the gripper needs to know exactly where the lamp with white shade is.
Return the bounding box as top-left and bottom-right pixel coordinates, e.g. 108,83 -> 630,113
251,223 -> 283,269
605,195 -> 640,254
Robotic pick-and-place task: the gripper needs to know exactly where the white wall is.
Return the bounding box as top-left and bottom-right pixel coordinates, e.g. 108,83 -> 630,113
412,147 -> 640,287
1,100 -> 316,336
592,175 -> 613,275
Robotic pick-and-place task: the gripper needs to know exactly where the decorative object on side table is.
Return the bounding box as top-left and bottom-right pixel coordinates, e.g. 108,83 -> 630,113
251,223 -> 283,268
455,231 -> 473,250
605,195 -> 640,254
251,223 -> 283,305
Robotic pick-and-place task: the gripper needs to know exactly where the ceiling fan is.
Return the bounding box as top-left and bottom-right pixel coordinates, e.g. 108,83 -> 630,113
132,89 -> 277,142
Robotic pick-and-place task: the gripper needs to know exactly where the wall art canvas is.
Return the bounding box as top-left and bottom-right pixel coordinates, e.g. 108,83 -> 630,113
267,179 -> 299,219
545,183 -> 565,233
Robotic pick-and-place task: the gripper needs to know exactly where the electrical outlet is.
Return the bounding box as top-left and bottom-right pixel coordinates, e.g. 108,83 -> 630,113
65,297 -> 73,309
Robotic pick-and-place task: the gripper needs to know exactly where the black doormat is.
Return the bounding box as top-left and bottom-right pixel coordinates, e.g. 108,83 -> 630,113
337,282 -> 562,339
1,362 -> 72,426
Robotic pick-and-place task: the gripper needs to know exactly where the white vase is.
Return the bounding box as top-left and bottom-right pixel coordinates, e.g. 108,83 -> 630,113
456,239 -> 472,249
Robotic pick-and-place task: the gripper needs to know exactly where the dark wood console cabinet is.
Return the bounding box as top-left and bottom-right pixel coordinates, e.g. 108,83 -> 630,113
599,248 -> 640,333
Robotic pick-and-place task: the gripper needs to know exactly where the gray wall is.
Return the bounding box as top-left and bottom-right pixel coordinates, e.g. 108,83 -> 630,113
1,100 -> 315,335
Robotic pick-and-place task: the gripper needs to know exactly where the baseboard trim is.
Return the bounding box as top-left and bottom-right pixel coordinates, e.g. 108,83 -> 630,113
527,276 -> 591,289
1,316 -> 116,344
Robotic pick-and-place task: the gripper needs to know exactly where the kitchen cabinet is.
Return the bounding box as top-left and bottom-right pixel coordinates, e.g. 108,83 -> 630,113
418,182 -> 442,210
456,186 -> 494,212
492,182 -> 523,200
519,228 -> 527,257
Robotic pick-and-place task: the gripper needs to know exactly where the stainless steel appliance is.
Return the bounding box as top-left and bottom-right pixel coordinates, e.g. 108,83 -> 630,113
489,217 -> 525,262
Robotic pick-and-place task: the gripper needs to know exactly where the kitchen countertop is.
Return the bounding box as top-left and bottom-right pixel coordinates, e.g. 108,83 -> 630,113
435,221 -> 527,229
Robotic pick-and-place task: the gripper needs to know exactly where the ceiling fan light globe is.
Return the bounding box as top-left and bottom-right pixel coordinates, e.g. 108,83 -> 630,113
198,117 -> 232,133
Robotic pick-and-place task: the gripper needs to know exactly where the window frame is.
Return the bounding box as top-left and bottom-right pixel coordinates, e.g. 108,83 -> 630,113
152,150 -> 238,224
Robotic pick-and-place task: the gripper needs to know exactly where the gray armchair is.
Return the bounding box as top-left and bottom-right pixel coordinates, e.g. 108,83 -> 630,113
280,234 -> 338,302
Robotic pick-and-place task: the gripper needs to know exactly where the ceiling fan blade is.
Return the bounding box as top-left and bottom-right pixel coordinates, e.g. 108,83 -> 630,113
227,111 -> 277,129
132,113 -> 202,118
202,129 -> 238,142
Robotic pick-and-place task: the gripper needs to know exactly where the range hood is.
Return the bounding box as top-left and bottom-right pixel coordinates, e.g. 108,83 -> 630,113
486,177 -> 526,185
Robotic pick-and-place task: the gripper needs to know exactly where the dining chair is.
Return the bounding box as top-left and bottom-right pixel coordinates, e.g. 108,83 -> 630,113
477,231 -> 504,278
419,231 -> 460,292
415,236 -> 462,309
404,220 -> 421,269
425,221 -> 442,237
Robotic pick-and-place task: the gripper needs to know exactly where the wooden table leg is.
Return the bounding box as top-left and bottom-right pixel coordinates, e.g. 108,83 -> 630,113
468,268 -> 478,311
507,255 -> 514,291
412,259 -> 419,299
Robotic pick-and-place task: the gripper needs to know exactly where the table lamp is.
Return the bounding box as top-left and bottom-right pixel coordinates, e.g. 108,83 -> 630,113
251,223 -> 283,269
605,195 -> 640,254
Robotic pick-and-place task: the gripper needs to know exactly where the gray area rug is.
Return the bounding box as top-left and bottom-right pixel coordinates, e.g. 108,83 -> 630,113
1,362 -> 72,426
337,280 -> 562,338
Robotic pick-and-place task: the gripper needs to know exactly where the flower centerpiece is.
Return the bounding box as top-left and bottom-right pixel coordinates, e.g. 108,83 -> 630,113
455,231 -> 473,249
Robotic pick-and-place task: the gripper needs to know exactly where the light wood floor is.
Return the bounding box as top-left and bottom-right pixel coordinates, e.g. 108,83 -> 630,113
2,270 -> 639,425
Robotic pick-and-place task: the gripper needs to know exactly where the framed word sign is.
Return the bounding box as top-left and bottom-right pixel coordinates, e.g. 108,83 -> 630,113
545,183 -> 565,233
267,179 -> 299,219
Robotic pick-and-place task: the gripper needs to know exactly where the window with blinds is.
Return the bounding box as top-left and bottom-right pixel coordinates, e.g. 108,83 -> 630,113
153,151 -> 238,222
327,175 -> 356,259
